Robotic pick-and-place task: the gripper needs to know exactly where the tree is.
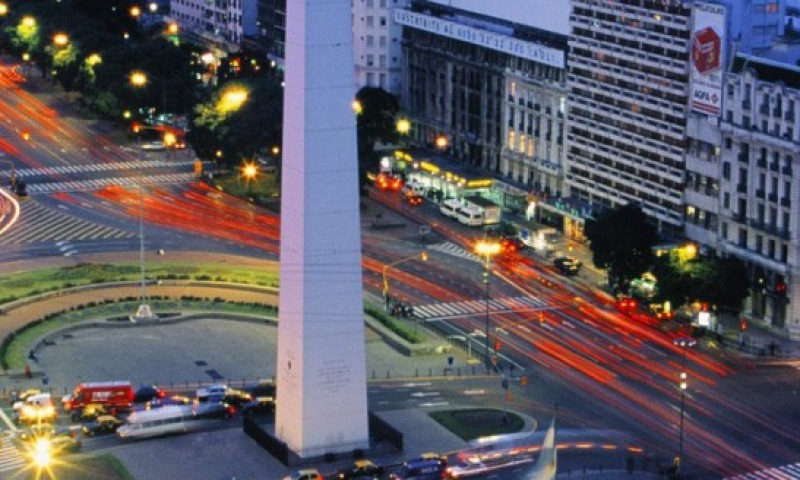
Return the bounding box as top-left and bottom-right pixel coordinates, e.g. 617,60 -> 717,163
355,86 -> 400,165
585,203 -> 658,292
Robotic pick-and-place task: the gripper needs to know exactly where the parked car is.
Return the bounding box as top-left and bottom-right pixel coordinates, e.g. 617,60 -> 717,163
49,435 -> 82,454
336,459 -> 385,479
134,385 -> 166,404
222,388 -> 253,410
242,396 -> 275,415
9,388 -> 41,406
82,415 -> 123,436
283,469 -> 323,480
143,395 -> 192,410
553,256 -> 582,275
71,403 -> 108,422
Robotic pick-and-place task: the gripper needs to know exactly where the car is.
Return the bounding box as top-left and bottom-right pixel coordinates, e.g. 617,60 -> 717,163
222,388 -> 253,409
553,256 -> 581,275
82,415 -> 123,436
49,435 -> 82,454
404,191 -> 424,206
134,385 -> 166,404
142,395 -> 192,410
242,396 -> 275,415
283,469 -> 323,480
71,403 -> 108,422
336,459 -> 385,479
19,424 -> 78,443
243,381 -> 276,398
9,388 -> 41,406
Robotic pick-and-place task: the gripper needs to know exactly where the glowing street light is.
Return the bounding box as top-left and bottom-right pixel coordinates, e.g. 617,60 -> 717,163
0,3 -> 8,16
673,336 -> 697,474
52,33 -> 69,47
22,16 -> 35,27
475,239 -> 502,371
130,5 -> 141,17
396,118 -> 411,135
129,73 -> 158,321
382,250 -> 428,311
435,134 -> 449,150
148,2 -> 158,13
352,99 -> 363,115
218,87 -> 248,113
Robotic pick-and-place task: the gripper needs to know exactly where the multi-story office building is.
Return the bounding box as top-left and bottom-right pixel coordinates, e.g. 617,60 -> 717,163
170,0 -> 257,52
256,0 -> 407,93
353,0 -> 407,93
567,0 -> 693,234
685,53 -> 800,339
397,1 -> 570,192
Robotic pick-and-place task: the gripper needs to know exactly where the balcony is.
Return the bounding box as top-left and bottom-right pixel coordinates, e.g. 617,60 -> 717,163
770,162 -> 780,172
733,213 -> 747,223
743,99 -> 751,109
781,197 -> 791,207
782,166 -> 792,176
748,218 -> 764,229
774,108 -> 783,117
738,153 -> 749,164
755,188 -> 765,199
759,104 -> 769,115
768,193 -> 778,203
757,158 -> 767,168
736,183 -> 748,193
785,111 -> 795,122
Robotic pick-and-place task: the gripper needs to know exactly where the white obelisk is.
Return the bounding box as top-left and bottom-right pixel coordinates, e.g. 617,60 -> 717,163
275,0 -> 369,457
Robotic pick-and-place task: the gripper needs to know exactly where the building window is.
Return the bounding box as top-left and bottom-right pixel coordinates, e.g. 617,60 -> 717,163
723,192 -> 730,209
366,54 -> 374,66
366,35 -> 374,47
722,161 -> 731,179
366,16 -> 373,27
380,16 -> 387,26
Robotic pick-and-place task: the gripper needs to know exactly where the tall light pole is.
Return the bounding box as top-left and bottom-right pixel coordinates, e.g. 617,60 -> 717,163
475,239 -> 502,371
674,336 -> 697,474
129,72 -> 157,321
382,250 -> 428,311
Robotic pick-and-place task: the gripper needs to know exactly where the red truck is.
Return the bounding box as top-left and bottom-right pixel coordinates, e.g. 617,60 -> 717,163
63,381 -> 135,412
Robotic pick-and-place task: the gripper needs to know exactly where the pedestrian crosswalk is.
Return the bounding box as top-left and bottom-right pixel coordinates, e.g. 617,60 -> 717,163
4,159 -> 195,179
413,295 -> 548,320
26,172 -> 196,194
0,437 -> 26,474
426,241 -> 481,262
725,462 -> 800,479
0,201 -> 135,245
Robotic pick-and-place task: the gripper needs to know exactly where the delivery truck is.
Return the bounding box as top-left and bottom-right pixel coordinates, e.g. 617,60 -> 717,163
63,381 -> 135,412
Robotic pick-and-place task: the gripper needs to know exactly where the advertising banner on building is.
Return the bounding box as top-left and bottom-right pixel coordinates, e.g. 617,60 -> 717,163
690,2 -> 727,116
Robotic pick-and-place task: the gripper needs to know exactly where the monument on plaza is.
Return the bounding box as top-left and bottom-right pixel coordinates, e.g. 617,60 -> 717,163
274,0 -> 370,457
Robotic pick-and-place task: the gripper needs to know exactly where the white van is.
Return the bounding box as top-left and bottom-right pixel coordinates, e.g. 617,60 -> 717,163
456,206 -> 484,227
439,199 -> 462,218
401,181 -> 425,196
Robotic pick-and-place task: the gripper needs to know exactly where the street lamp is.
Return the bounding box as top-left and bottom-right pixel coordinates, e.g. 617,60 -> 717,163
382,250 -> 428,311
241,162 -> 258,195
129,73 -> 158,321
475,239 -> 502,371
674,336 -> 697,473
396,118 -> 411,135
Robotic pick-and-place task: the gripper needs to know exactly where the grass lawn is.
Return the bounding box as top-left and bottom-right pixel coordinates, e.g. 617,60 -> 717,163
0,262 -> 279,303
215,169 -> 280,199
429,408 -> 525,441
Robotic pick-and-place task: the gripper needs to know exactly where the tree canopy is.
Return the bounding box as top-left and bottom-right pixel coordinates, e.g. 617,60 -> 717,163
585,203 -> 658,291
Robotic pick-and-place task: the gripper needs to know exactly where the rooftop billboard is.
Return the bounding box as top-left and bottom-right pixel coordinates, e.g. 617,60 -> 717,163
425,0 -> 570,36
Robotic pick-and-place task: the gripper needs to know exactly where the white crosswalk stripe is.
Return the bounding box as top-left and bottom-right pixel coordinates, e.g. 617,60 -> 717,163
725,463 -> 800,479
25,173 -> 196,194
426,241 -> 481,262
0,201 -> 135,245
414,295 -> 549,320
0,440 -> 26,473
4,160 -> 196,179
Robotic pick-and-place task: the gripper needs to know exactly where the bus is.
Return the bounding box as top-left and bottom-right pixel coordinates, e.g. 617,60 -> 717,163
117,405 -> 196,440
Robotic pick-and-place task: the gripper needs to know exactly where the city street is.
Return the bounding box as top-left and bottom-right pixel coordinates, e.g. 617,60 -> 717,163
1,55 -> 800,480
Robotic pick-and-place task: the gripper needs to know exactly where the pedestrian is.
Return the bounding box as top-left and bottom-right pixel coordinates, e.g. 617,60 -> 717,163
24,363 -> 31,378
769,341 -> 777,356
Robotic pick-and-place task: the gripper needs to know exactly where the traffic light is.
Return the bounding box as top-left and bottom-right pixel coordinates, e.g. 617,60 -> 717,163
740,319 -> 747,332
520,376 -> 528,386
494,339 -> 502,352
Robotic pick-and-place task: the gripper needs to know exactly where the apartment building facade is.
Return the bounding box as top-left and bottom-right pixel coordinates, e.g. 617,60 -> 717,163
685,54 -> 800,339
170,0 -> 257,52
397,0 -> 570,194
